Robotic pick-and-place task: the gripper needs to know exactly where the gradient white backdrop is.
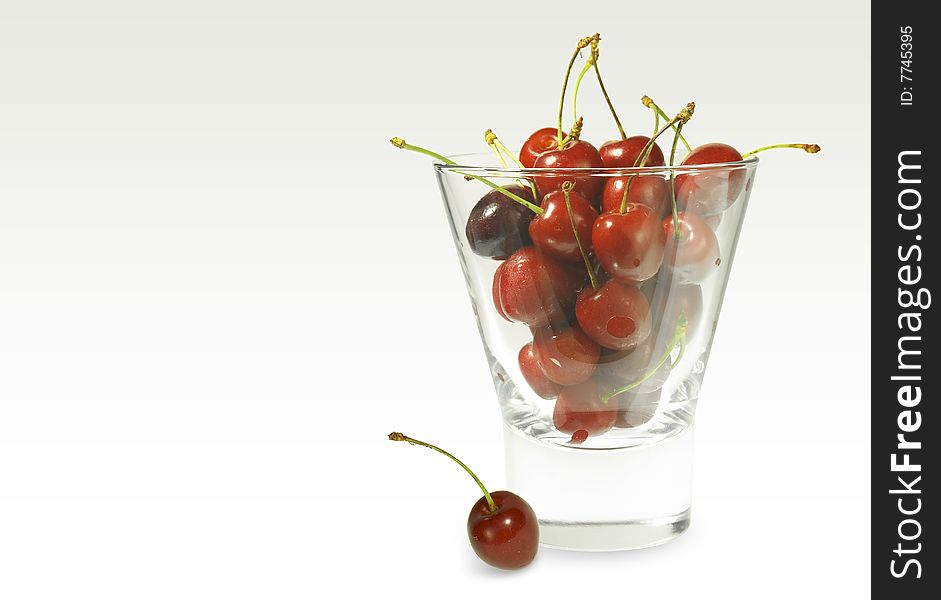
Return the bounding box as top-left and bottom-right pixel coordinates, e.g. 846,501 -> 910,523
0,1 -> 870,598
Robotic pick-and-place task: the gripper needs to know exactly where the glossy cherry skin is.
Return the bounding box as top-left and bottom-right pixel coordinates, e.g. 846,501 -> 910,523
492,247 -> 582,327
661,212 -> 721,284
601,175 -> 668,216
592,204 -> 665,284
519,127 -> 563,169
552,380 -> 617,436
465,185 -> 537,259
528,189 -> 598,262
532,325 -> 600,385
532,139 -> 604,203
599,136 -> 664,168
575,280 -> 652,351
467,490 -> 539,570
675,143 -> 745,216
518,342 -> 562,399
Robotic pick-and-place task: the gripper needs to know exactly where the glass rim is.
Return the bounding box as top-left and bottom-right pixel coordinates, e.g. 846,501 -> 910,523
433,152 -> 759,177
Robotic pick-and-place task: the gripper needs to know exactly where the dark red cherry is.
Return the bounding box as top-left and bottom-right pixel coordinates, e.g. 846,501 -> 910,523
662,212 -> 721,284
532,139 -> 604,203
465,185 -> 537,259
528,189 -> 598,262
518,342 -> 562,399
552,380 -> 617,436
468,490 -> 539,570
592,204 -> 665,284
643,282 -> 704,341
575,280 -> 652,351
531,325 -> 599,385
675,143 -> 746,216
599,136 -> 664,168
601,175 -> 668,216
492,247 -> 581,327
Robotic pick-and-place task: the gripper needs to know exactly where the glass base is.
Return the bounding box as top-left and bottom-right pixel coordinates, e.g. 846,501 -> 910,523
503,424 -> 694,551
538,510 -> 691,551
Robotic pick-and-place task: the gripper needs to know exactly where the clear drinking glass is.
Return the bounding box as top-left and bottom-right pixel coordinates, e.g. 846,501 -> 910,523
433,153 -> 758,551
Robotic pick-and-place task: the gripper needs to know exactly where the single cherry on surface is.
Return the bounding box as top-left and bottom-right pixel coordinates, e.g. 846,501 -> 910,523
518,342 -> 563,399
599,136 -> 665,168
532,325 -> 600,385
532,138 -> 605,203
388,432 -> 539,570
528,188 -> 598,263
575,279 -> 652,351
492,247 -> 583,327
592,203 -> 665,284
465,185 -> 538,259
552,380 -> 617,436
520,127 -> 564,169
601,175 -> 668,216
661,212 -> 721,284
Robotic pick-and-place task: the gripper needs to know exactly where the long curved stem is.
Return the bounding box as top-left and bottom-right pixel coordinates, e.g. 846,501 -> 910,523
391,137 -> 543,214
591,40 -> 626,140
601,315 -> 688,403
557,35 -> 596,149
572,59 -> 593,125
484,129 -> 509,168
741,143 -> 821,159
619,103 -> 695,214
642,96 -> 691,152
563,181 -> 598,290
389,432 -> 496,513
667,120 -> 686,237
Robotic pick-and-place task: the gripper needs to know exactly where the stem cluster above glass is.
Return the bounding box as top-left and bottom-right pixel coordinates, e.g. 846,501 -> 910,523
392,33 -> 819,449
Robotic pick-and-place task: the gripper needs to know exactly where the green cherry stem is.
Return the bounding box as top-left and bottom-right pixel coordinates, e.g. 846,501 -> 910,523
600,314 -> 688,403
486,129 -> 540,201
619,102 -> 695,214
642,96 -> 692,152
388,432 -> 497,513
590,37 -> 626,140
741,143 -> 821,159
484,129 -> 509,168
562,181 -> 598,291
572,58 -> 593,125
390,137 -> 543,214
667,119 -> 687,238
557,34 -> 597,149
559,117 -> 583,147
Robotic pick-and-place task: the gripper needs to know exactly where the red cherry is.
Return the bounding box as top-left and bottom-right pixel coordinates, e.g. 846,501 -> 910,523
552,380 -> 617,436
519,127 -> 563,169
599,136 -> 664,168
465,185 -> 537,259
468,490 -> 539,570
575,280 -> 652,351
595,339 -> 670,395
518,342 -> 562,399
532,325 -> 599,385
389,432 -> 539,570
661,212 -> 721,284
528,189 -> 598,263
492,247 -> 581,327
675,143 -> 746,216
600,175 -> 668,216
532,139 -> 604,203
592,204 -> 665,284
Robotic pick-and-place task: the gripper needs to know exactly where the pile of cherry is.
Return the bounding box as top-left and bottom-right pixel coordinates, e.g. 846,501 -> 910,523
393,33 -> 819,443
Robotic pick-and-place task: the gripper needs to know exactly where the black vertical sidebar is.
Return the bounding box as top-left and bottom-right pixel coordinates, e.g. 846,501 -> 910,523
873,4 -> 935,596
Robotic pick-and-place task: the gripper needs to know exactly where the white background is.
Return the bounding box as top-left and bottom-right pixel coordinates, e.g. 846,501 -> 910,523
0,1 -> 870,598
